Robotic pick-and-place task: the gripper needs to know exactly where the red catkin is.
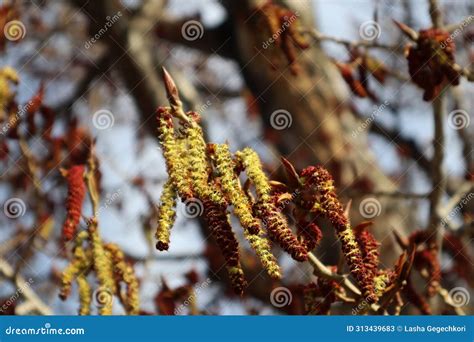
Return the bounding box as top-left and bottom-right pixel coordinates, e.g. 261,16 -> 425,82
202,197 -> 247,295
354,225 -> 380,288
301,165 -> 374,301
62,165 -> 86,241
297,220 -> 322,252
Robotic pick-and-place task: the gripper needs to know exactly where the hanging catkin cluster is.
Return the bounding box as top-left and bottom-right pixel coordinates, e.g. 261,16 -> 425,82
60,224 -> 140,315
155,69 -> 392,303
300,166 -> 378,302
60,162 -> 139,315
155,69 -> 322,294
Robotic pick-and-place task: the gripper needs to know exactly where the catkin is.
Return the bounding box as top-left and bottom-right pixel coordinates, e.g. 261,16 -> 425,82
77,275 -> 92,315
59,245 -> 90,300
59,254 -> 86,300
157,107 -> 193,199
62,165 -> 86,241
182,112 -> 210,199
244,230 -> 281,279
106,244 -> 140,315
155,179 -> 178,251
89,226 -> 115,315
237,148 -> 307,262
213,144 -> 260,235
301,165 -> 374,302
354,225 -> 379,299
202,196 -> 247,295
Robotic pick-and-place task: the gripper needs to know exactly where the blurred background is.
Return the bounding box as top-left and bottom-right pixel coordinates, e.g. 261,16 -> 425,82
0,0 -> 473,315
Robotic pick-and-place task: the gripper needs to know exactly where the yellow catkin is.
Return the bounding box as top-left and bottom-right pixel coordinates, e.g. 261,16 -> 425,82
77,275 -> 92,315
106,244 -> 140,315
59,257 -> 84,300
227,265 -> 247,295
244,230 -> 281,279
59,246 -> 90,300
89,226 -> 115,315
237,148 -> 307,261
74,230 -> 89,249
0,67 -> 19,111
373,273 -> 390,298
158,110 -> 193,199
184,119 -> 210,199
214,144 -> 261,234
235,148 -> 272,201
155,179 -> 178,250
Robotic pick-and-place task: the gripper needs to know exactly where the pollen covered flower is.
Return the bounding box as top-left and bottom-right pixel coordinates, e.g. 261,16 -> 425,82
62,165 -> 86,241
157,107 -> 193,199
155,179 -> 178,251
59,245 -> 89,301
202,196 -> 247,295
297,220 -> 322,252
106,243 -> 140,315
213,143 -> 261,235
301,165 -> 374,301
182,112 -> 210,199
354,223 -> 379,296
237,148 -> 307,262
244,229 -> 281,279
89,225 -> 116,315
77,275 -> 92,315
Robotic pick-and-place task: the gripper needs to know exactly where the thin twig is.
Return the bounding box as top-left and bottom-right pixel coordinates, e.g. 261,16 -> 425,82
0,258 -> 52,315
302,28 -> 402,52
307,252 -> 361,296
